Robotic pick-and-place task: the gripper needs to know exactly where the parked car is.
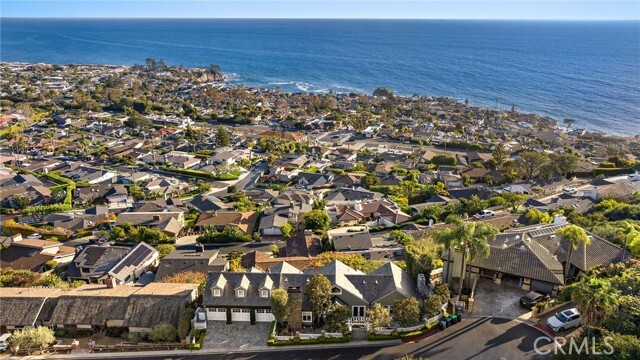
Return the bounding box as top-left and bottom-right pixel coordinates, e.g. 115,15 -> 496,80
519,291 -> 550,309
26,233 -> 42,239
546,308 -> 581,332
476,209 -> 495,218
0,333 -> 11,352
628,173 -> 640,181
563,187 -> 578,195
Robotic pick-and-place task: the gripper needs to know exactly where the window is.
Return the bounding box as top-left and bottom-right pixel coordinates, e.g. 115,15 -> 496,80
352,306 -> 366,317
237,289 -> 245,298
302,311 -> 313,323
261,289 -> 269,298
257,309 -> 272,314
213,288 -> 221,297
384,305 -> 393,314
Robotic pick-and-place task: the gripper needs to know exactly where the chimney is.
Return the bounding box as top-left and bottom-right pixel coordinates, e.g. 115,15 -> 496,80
553,214 -> 567,225
105,278 -> 117,289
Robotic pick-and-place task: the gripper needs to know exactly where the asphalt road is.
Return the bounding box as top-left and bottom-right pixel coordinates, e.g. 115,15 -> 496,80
63,318 -> 552,360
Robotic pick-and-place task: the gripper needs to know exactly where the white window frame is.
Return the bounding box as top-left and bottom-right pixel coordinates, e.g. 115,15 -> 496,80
261,289 -> 269,298
213,288 -> 221,297
331,287 -> 342,295
237,289 -> 245,298
302,311 -> 313,323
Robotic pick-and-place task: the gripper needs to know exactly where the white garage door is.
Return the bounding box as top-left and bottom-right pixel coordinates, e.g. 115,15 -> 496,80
207,308 -> 227,321
231,308 -> 251,322
256,309 -> 275,322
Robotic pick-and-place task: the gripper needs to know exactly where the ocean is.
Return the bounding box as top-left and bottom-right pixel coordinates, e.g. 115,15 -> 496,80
1,18 -> 639,135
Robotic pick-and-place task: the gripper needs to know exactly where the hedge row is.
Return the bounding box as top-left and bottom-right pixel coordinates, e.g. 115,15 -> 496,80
399,323 -> 437,339
592,167 -> 635,176
162,167 -> 240,181
267,335 -> 349,346
2,219 -> 71,237
22,203 -> 73,216
367,332 -> 400,341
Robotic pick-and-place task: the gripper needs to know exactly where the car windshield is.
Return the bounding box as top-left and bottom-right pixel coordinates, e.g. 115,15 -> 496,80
556,313 -> 569,323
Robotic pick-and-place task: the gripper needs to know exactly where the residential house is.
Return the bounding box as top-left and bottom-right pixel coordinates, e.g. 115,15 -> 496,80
195,211 -> 258,235
201,260 -> 419,328
115,211 -> 185,237
330,231 -> 373,252
66,242 -> 159,285
155,245 -> 228,281
296,172 -> 334,189
0,238 -> 76,272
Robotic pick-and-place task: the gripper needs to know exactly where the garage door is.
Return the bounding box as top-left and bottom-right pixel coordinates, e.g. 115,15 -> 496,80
231,308 -> 251,322
530,280 -> 554,295
256,309 -> 275,322
207,308 -> 227,321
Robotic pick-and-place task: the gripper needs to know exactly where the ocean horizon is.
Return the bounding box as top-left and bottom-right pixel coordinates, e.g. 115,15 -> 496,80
1,18 -> 639,135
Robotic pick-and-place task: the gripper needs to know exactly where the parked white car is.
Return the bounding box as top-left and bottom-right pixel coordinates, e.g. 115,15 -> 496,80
563,187 -> 578,195
476,210 -> 495,218
628,173 -> 640,181
26,233 -> 42,239
547,308 -> 581,332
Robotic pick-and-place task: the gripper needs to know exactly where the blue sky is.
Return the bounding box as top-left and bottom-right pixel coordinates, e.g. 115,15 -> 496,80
2,1 -> 639,20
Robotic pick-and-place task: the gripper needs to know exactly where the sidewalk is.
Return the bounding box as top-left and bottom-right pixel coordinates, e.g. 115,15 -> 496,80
13,339 -> 402,360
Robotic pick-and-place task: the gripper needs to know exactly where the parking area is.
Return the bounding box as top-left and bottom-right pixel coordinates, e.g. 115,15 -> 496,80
202,322 -> 271,350
536,303 -> 582,339
471,278 -> 532,320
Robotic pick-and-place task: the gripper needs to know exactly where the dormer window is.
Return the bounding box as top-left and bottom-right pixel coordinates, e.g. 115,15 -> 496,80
213,288 -> 221,297
331,286 -> 342,295
261,289 -> 269,298
237,289 -> 245,298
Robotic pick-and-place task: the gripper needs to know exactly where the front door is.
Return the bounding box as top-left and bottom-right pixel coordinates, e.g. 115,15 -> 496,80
352,306 -> 366,317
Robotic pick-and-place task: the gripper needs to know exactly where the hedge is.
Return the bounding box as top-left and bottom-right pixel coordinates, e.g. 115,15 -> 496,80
162,167 -> 240,181
592,167 -> 634,176
2,219 -> 71,237
42,172 -> 76,205
21,203 -> 72,216
367,332 -> 400,341
267,335 -> 349,346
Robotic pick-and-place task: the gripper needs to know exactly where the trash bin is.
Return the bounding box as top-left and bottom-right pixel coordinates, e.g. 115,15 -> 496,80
444,317 -> 452,327
449,314 -> 458,324
438,320 -> 447,331
457,313 -> 462,322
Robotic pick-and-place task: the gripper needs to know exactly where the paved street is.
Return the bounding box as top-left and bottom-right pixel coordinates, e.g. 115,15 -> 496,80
51,318 -> 553,360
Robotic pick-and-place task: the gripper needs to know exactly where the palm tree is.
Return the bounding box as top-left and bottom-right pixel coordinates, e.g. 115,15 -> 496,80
435,220 -> 498,296
431,216 -> 463,284
556,225 -> 591,282
571,276 -> 618,331
77,136 -> 91,160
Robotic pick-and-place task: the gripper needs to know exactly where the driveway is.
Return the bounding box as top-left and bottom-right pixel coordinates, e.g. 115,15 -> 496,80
535,303 -> 582,339
471,278 -> 532,321
202,322 -> 271,350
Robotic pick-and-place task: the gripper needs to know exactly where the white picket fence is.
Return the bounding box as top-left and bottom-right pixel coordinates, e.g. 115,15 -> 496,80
373,328 -> 395,335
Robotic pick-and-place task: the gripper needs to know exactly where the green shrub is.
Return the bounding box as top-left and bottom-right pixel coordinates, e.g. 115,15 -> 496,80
44,260 -> 58,271
266,335 -> 349,346
593,167 -> 634,177
367,332 -> 400,341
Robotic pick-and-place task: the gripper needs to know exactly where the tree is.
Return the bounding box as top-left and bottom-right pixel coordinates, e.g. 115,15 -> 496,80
563,118 -> 576,130
404,238 -> 442,278
422,294 -> 446,318
491,145 -> 510,164
305,274 -> 332,327
44,260 -> 58,271
269,243 -> 279,257
303,209 -> 331,231
10,326 -> 55,350
500,191 -> 528,212
196,180 -> 211,194
177,307 -> 195,340
458,194 -> 488,215
571,276 -> 618,330
280,222 -> 293,239
109,226 -> 127,242
326,304 -> 350,333
556,225 -> 591,281
525,208 -> 553,224
393,297 -> 421,327
515,151 -> 548,180
431,154 -> 456,166
367,303 -> 392,330
227,185 -> 238,194
157,244 -> 176,259
436,221 -> 497,295
361,173 -> 381,189
271,289 -> 289,327
550,153 -> 579,178
12,195 -> 30,209
215,125 -> 231,147
149,323 -> 177,342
